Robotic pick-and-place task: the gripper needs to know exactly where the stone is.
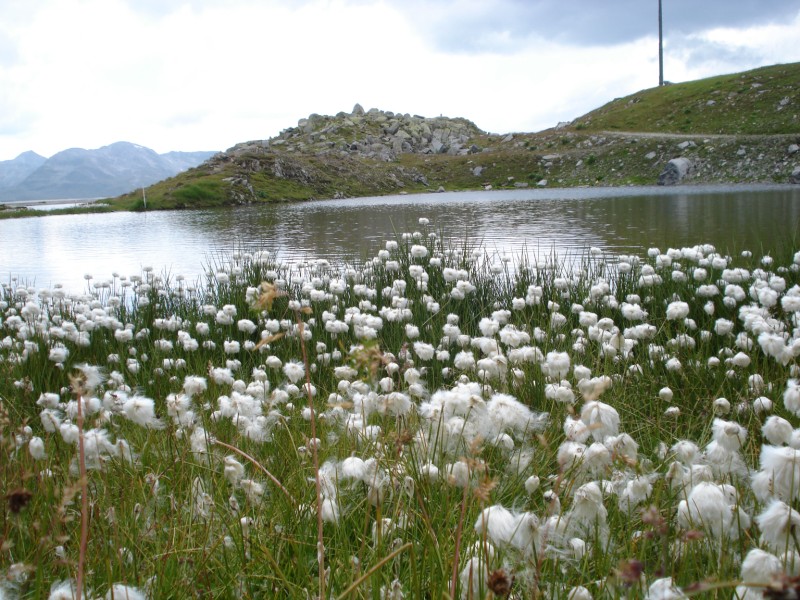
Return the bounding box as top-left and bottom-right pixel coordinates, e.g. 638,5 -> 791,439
436,185 -> 445,193
536,179 -> 548,187
790,166 -> 800,184
645,151 -> 657,160
657,157 -> 692,186
472,166 -> 483,177
788,144 -> 799,155
502,134 -> 514,143
351,103 -> 365,116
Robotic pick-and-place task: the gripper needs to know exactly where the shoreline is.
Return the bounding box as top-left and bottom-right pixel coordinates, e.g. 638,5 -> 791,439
1,180 -> 799,221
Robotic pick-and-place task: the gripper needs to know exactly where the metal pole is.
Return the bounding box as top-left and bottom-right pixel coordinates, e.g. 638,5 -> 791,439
658,0 -> 664,86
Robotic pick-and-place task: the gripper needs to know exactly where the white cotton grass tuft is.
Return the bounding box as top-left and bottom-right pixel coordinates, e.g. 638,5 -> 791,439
645,577 -> 686,600
183,375 -> 207,397
580,400 -> 620,442
483,393 -> 547,440
28,436 -> 46,460
104,584 -> 147,600
473,504 -> 539,557
676,481 -> 749,541
567,586 -> 593,600
48,580 -> 83,600
763,416 -> 793,446
283,360 -> 306,384
784,379 -> 800,416
756,499 -> 800,553
711,418 -> 747,451
122,395 -> 164,429
751,445 -> 800,503
739,548 -> 782,587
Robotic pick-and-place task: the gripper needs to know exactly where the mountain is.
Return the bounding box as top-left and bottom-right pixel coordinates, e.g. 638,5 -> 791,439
0,142 -> 217,202
109,63 -> 799,212
0,151 -> 47,189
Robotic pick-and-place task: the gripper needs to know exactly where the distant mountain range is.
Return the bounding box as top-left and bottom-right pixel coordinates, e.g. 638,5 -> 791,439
0,142 -> 218,202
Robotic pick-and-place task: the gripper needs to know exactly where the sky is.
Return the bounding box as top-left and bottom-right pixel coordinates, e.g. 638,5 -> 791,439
1,0 -> 799,160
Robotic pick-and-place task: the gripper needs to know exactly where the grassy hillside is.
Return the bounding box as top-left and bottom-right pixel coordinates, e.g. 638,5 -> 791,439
570,62 -> 800,134
36,62 -> 800,215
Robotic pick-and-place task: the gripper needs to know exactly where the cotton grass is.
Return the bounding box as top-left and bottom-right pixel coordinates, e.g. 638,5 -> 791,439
1,222 -> 800,598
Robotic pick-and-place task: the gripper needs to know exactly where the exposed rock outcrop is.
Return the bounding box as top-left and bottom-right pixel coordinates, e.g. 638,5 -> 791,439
657,157 -> 693,186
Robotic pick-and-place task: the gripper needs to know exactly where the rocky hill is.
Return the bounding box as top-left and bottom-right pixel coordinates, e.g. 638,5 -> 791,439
0,143 -> 217,202
99,63 -> 800,210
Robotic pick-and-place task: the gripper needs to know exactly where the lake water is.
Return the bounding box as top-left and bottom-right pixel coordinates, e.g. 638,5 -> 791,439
1,184 -> 799,294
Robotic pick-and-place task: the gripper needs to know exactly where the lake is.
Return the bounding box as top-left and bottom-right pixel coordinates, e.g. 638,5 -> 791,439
2,184 -> 799,294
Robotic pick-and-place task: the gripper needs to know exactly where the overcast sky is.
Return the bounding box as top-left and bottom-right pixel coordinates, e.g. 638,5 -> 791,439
1,0 -> 799,160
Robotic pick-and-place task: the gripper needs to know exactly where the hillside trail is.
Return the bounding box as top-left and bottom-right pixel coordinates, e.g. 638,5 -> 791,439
599,130 -> 799,141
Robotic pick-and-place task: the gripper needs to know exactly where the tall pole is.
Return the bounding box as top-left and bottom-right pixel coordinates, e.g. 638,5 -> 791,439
658,0 -> 664,86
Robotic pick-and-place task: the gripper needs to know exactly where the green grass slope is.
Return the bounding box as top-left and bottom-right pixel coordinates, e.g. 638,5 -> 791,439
570,62 -> 800,135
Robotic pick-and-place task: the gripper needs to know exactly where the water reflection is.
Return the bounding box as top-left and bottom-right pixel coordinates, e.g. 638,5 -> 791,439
1,185 -> 797,293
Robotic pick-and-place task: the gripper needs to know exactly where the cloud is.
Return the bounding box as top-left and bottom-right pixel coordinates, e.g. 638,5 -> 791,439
0,0 -> 798,160
387,0 -> 800,51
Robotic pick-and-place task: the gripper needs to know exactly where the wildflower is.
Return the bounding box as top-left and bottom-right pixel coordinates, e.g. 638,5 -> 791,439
580,401 -> 620,442
567,586 -> 592,600
183,375 -> 207,397
752,445 -> 800,502
784,380 -> 800,416
753,396 -> 773,414
712,397 -> 730,415
104,584 -> 147,600
524,475 -> 540,494
543,351 -> 571,380
224,456 -> 245,486
474,504 -> 539,557
677,481 -> 749,541
665,301 -> 689,320
646,578 -> 686,600
413,342 -> 435,361
618,476 -> 653,511
240,479 -> 265,504
237,319 -> 257,334
410,244 -> 428,258
28,436 -> 46,460
75,364 -> 106,393
120,395 -> 161,429
756,499 -> 800,553
48,344 -> 69,364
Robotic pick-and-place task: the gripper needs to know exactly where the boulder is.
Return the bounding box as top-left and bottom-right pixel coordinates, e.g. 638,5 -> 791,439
790,166 -> 800,184
657,157 -> 692,186
788,144 -> 799,155
351,103 -> 365,116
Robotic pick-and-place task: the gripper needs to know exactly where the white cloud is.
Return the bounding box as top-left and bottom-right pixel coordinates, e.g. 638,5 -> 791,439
0,0 -> 798,160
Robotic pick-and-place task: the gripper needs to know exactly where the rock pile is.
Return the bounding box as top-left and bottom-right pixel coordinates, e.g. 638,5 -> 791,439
262,104 -> 484,162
